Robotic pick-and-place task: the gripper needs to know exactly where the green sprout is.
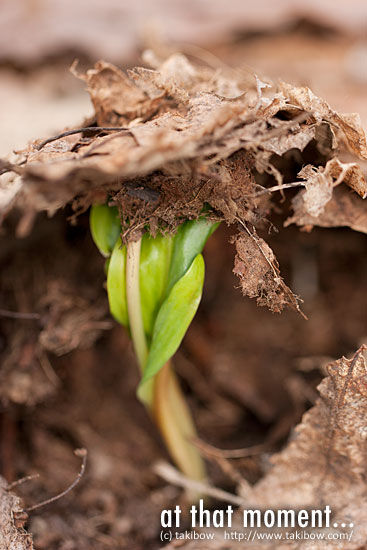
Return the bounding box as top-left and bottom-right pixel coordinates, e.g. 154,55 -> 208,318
90,203 -> 219,492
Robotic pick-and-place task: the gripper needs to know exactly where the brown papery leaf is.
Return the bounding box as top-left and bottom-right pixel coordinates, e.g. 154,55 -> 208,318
279,81 -> 367,160
250,347 -> 367,547
3,53 -> 365,231
231,225 -> 302,315
162,348 -> 367,550
0,477 -> 33,550
2,52 -> 366,314
285,185 -> 367,234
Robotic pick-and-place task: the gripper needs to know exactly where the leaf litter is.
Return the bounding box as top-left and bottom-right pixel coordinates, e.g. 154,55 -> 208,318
161,347 -> 367,550
1,51 -> 365,316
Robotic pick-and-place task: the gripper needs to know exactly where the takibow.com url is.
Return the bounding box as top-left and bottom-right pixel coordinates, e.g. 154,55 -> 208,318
223,529 -> 354,542
162,529 -> 354,543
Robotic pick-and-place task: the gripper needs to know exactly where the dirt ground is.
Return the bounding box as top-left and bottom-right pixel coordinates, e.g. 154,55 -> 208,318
0,5 -> 366,550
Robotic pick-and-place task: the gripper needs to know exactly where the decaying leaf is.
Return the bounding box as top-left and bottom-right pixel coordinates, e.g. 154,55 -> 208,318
1,52 -> 366,314
0,477 -> 33,550
231,226 -> 302,314
2,52 -> 364,219
288,157 -> 367,222
279,81 -> 367,160
285,184 -> 367,234
250,346 -> 367,547
161,348 -> 367,549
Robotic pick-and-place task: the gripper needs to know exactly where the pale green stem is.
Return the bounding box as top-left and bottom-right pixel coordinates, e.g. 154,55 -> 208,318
153,361 -> 207,501
126,239 -> 148,372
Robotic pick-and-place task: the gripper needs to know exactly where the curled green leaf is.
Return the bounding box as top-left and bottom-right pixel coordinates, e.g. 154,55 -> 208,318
90,204 -> 121,257
139,232 -> 173,339
107,238 -> 129,327
167,218 -> 219,294
139,253 -> 205,394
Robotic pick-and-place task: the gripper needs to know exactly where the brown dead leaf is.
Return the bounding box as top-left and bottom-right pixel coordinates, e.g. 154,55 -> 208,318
249,347 -> 367,546
0,477 -> 33,550
231,225 -> 302,314
285,184 -> 367,234
73,60 -> 157,126
279,81 -> 367,160
2,53 -> 365,231
292,157 -> 367,218
298,164 -> 335,217
327,157 -> 367,198
2,52 -> 366,313
161,348 -> 367,549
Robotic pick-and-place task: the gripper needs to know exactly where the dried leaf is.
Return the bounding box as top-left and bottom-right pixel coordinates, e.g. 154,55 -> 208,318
250,347 -> 367,547
279,81 -> 367,160
231,226 -> 302,314
161,348 -> 367,549
298,164 -> 334,217
285,184 -> 367,234
2,52 -> 366,314
0,477 -> 33,550
3,53 -> 365,233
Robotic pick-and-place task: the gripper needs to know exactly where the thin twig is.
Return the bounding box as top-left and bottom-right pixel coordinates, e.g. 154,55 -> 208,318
7,474 -> 40,491
253,181 -> 306,197
193,438 -> 268,459
154,461 -> 247,506
0,309 -> 40,320
25,449 -> 87,512
36,127 -> 130,151
192,439 -> 254,498
256,112 -> 312,143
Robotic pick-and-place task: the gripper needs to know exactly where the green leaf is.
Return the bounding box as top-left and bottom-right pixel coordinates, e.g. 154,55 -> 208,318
107,238 -> 129,327
167,218 -> 219,294
90,204 -> 121,257
139,253 -> 205,392
139,232 -> 173,339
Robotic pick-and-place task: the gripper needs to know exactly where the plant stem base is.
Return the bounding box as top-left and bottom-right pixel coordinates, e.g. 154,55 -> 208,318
153,361 -> 207,500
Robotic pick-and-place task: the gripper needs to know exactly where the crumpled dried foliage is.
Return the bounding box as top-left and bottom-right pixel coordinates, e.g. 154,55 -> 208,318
252,347 -> 367,517
0,477 -> 33,550
285,184 -> 367,234
162,347 -> 367,550
1,52 -> 366,313
231,226 -> 303,314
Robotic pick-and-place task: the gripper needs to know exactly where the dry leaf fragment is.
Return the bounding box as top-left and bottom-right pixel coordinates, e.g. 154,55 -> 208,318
251,347 -> 367,548
231,225 -> 302,314
162,348 -> 367,549
2,53 -> 366,315
326,157 -> 367,198
0,477 -> 33,550
72,60 -> 147,126
279,81 -> 367,160
285,185 -> 367,234
299,164 -> 334,217
4,53 -> 365,231
285,157 -> 367,225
